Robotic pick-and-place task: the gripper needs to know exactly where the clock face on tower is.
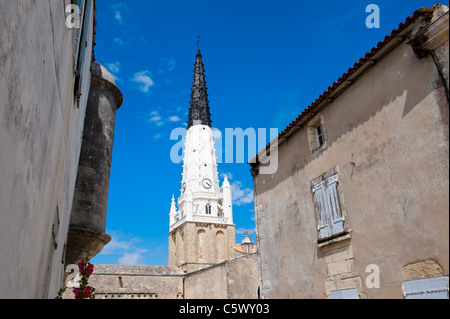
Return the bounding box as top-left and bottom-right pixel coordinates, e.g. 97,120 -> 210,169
202,178 -> 212,189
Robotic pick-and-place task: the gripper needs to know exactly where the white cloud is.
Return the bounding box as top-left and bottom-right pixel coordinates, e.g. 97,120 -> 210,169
148,111 -> 164,126
106,61 -> 121,74
231,180 -> 254,206
114,10 -> 124,24
132,71 -> 154,93
160,57 -> 176,72
150,115 -> 162,122
99,231 -> 149,265
167,58 -> 176,71
219,173 -> 253,206
118,252 -> 144,265
169,116 -> 181,122
111,3 -> 126,24
106,62 -> 121,82
114,37 -> 124,45
219,172 -> 232,180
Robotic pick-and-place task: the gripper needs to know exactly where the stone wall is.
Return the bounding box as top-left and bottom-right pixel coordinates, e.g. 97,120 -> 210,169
169,222 -> 237,273
252,9 -> 449,299
86,265 -> 184,299
75,253 -> 259,299
184,253 -> 259,299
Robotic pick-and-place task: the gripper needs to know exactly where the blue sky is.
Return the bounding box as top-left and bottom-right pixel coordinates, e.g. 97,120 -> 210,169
90,0 -> 440,265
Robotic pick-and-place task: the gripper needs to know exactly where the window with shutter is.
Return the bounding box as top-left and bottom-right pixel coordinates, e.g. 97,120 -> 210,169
331,288 -> 358,299
73,0 -> 93,106
312,174 -> 346,241
402,276 -> 449,299
307,114 -> 327,154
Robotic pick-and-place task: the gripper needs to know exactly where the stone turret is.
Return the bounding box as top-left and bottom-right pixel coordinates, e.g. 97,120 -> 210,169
65,61 -> 123,265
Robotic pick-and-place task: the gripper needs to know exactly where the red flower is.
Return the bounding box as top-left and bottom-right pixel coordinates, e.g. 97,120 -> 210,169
78,260 -> 86,274
84,286 -> 93,298
86,263 -> 94,277
73,288 -> 81,299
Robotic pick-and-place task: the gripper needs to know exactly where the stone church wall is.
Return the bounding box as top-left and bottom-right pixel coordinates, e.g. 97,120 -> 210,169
184,253 -> 259,299
87,265 -> 185,299
82,253 -> 259,299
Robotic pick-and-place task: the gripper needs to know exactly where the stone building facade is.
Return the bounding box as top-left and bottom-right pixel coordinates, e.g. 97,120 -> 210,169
250,4 -> 449,299
0,0 -> 122,298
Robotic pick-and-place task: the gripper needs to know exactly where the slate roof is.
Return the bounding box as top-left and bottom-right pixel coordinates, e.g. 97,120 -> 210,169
187,49 -> 212,128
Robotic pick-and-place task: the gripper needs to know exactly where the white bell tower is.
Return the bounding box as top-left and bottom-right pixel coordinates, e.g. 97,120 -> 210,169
168,49 -> 235,272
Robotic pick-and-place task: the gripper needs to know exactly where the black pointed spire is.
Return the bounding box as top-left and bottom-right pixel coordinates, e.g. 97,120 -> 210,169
187,49 -> 212,128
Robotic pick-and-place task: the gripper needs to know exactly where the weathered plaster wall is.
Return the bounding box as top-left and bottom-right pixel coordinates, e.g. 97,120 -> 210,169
0,0 -> 94,298
253,33 -> 449,298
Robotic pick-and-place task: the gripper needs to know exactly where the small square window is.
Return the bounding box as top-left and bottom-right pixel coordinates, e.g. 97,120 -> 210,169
316,124 -> 325,147
307,114 -> 327,154
205,204 -> 212,215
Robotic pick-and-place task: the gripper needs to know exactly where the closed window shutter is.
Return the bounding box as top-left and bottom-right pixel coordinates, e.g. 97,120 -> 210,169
402,276 -> 449,299
313,175 -> 344,240
326,175 -> 345,235
74,0 -> 92,99
313,181 -> 331,239
331,288 -> 358,299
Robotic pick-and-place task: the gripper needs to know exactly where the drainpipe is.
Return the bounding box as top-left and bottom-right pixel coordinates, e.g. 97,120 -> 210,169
250,164 -> 265,299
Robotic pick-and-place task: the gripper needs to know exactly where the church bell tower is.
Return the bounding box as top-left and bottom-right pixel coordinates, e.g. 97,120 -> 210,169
168,49 -> 235,272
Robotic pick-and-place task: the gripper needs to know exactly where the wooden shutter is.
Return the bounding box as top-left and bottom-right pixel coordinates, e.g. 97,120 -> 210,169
326,175 -> 345,235
402,276 -> 449,299
74,0 -> 92,99
313,181 -> 331,239
312,174 -> 344,240
331,288 -> 358,299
